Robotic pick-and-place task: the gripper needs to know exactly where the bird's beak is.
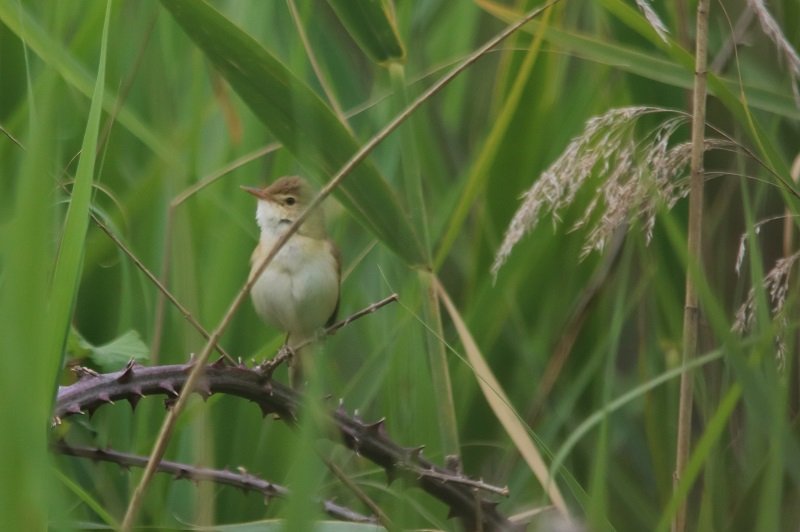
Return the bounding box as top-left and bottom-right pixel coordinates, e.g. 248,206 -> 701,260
241,185 -> 270,200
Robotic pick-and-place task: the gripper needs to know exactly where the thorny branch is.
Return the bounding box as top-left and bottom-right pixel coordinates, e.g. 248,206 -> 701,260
55,361 -> 513,531
52,440 -> 376,524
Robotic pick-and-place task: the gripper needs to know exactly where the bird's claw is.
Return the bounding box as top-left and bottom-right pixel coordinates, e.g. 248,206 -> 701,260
255,345 -> 296,379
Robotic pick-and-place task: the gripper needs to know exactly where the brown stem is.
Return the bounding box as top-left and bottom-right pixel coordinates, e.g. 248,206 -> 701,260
673,1 -> 710,531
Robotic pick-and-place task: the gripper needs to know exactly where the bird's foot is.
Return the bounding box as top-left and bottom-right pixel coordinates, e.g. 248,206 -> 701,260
255,344 -> 295,379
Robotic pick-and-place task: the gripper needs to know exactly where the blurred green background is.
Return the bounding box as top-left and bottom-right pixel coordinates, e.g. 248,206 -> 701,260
1,0 -> 799,530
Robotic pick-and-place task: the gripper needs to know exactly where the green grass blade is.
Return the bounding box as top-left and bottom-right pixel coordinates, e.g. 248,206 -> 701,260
655,385 -> 741,532
46,0 -> 111,380
327,0 -> 405,65
160,0 -> 425,266
0,0 -> 173,162
0,71 -> 56,532
550,349 -> 724,481
53,467 -> 119,528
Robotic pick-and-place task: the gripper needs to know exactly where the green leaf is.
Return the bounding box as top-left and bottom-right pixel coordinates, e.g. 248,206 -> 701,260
327,0 -> 406,65
160,0 -> 426,266
68,328 -> 150,372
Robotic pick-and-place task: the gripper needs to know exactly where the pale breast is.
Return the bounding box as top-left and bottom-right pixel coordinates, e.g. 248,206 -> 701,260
250,234 -> 339,341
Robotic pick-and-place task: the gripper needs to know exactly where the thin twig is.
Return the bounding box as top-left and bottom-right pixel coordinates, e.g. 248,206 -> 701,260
419,468 -> 509,497
53,440 -> 377,524
121,5 -> 556,528
710,6 -> 754,73
1,123 -> 24,150
319,456 -> 393,529
89,211 -> 235,363
255,294 -> 398,375
171,144 -> 280,208
673,1 -> 710,531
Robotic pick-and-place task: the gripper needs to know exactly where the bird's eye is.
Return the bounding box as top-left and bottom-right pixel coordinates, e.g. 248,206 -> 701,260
285,196 -> 296,206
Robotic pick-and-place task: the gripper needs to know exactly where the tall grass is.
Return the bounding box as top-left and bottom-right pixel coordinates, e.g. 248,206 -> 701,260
1,0 -> 799,530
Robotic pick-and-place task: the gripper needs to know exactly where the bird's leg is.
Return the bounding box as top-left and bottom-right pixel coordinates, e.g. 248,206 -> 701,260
286,334 -> 306,390
255,334 -> 295,379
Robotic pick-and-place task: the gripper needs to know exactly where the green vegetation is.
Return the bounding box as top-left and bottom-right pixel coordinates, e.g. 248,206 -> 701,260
1,0 -> 798,530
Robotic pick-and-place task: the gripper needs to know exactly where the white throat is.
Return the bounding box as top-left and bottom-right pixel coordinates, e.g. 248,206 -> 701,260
256,200 -> 291,238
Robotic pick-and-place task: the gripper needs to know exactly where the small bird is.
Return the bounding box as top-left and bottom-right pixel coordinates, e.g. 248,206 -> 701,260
242,176 -> 340,387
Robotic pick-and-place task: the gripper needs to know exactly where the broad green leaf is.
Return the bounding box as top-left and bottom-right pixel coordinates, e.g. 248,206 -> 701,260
328,0 -> 406,65
46,0 -> 111,380
160,0 -> 426,266
68,328 -> 150,371
0,1 -> 174,163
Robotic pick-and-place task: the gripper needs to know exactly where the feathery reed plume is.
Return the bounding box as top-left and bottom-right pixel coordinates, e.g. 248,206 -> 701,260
747,0 -> 800,107
733,250 -> 800,367
491,106 -> 730,277
734,215 -> 797,275
635,0 -> 670,43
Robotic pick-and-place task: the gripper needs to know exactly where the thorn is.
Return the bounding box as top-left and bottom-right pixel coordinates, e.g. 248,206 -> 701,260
127,389 -> 144,410
97,392 -> 114,405
407,445 -> 425,461
174,468 -> 190,481
73,366 -> 100,380
158,380 -> 179,397
258,403 -> 274,418
93,448 -> 109,459
116,362 -> 136,383
210,356 -> 228,369
65,403 -> 84,415
385,466 -> 397,485
482,500 -> 500,512
364,417 -> 387,435
195,380 -> 212,399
